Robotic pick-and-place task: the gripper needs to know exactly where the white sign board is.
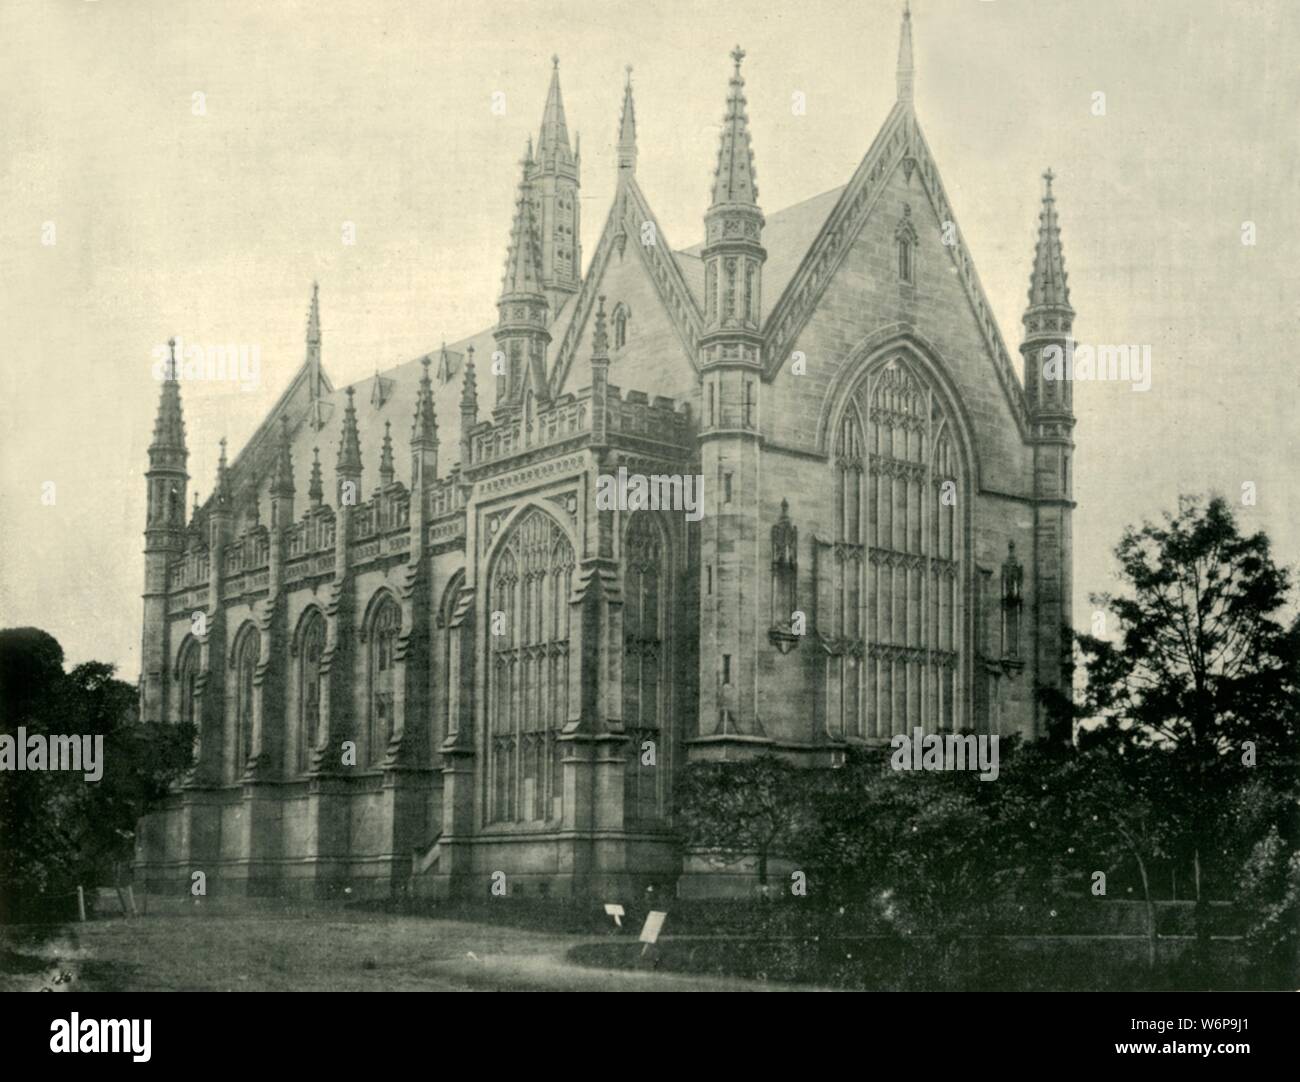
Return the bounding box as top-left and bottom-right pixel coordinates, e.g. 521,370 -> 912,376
639,910 -> 667,944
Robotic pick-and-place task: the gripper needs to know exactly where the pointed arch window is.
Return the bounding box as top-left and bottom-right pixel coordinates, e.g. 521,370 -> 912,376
177,637 -> 200,730
487,508 -> 574,824
232,626 -> 259,780
895,204 -> 918,286
624,513 -> 670,822
826,357 -> 967,740
297,610 -> 325,774
612,303 -> 630,350
366,595 -> 401,767
438,570 -> 466,751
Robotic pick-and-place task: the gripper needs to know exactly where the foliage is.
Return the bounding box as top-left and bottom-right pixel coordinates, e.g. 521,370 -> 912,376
1073,495 -> 1300,939
672,754 -> 812,886
0,628 -> 193,919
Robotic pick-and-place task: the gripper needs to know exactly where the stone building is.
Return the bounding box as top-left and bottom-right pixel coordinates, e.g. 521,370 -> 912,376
136,6 -> 1077,899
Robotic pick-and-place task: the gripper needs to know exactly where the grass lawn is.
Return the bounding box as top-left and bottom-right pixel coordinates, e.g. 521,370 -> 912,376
0,907 -> 802,992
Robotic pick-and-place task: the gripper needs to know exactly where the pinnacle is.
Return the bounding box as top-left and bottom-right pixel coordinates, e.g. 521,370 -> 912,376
1026,168 -> 1072,313
710,45 -> 759,208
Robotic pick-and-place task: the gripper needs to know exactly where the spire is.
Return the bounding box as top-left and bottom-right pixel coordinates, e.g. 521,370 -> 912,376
1025,168 -> 1073,315
461,346 -> 478,416
337,385 -> 363,480
537,55 -> 574,169
378,421 -> 395,487
305,281 -> 321,388
590,297 -> 610,445
213,438 -> 231,511
460,346 -> 478,468
711,46 -> 759,207
308,447 -> 324,509
499,145 -> 546,301
412,355 -> 439,447
271,415 -> 295,497
617,65 -> 637,175
592,295 -> 610,365
896,2 -> 915,105
149,337 -> 187,465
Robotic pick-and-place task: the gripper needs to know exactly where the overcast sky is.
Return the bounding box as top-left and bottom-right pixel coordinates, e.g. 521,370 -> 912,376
1,0 -> 1296,680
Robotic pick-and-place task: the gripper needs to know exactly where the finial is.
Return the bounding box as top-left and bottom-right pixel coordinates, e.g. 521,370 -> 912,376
731,44 -> 745,69
625,64 -> 633,85
166,336 -> 178,381
1043,167 -> 1055,195
552,54 -> 559,69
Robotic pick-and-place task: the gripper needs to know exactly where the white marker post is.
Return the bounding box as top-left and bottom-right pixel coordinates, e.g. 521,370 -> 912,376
639,910 -> 667,963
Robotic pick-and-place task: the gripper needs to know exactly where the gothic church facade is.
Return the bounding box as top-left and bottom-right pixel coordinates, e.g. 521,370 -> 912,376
136,7 -> 1077,899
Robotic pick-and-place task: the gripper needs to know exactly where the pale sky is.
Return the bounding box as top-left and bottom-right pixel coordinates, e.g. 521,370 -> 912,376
1,0 -> 1296,680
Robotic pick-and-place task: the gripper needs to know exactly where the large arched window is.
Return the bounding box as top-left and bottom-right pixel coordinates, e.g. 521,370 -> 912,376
366,595 -> 401,767
232,625 -> 259,780
623,513 -> 670,822
829,357 -> 966,739
297,609 -> 325,774
487,508 -> 574,824
176,637 -> 200,730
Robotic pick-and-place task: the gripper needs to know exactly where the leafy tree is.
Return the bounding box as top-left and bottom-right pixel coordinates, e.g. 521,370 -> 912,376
1236,826 -> 1300,987
1050,739 -> 1179,970
1074,495 -> 1300,946
673,754 -> 811,891
0,628 -> 193,919
805,743 -> 1047,987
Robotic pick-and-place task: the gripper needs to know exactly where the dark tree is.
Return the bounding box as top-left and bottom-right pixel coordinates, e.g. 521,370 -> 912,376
1074,495 -> 1300,949
0,628 -> 193,919
673,754 -> 811,891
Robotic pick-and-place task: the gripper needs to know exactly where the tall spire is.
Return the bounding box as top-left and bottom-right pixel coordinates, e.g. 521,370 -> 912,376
307,447 -> 324,509
537,55 -> 575,169
530,56 -> 582,301
496,144 -> 551,412
304,281 -> 324,402
617,65 -> 637,175
500,145 -> 546,300
460,346 -> 478,415
410,355 -> 439,488
270,414 -> 295,527
1025,169 -> 1073,315
412,355 -> 439,447
337,385 -> 363,482
271,415 -> 295,497
460,346 -> 478,469
592,295 -> 610,363
711,46 -> 759,207
378,421 -> 395,487
897,2 -> 915,105
149,337 -> 187,465
213,437 -> 231,510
